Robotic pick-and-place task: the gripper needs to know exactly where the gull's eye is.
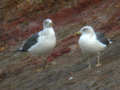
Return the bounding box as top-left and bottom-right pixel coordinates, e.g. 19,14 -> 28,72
83,28 -> 88,32
45,21 -> 49,24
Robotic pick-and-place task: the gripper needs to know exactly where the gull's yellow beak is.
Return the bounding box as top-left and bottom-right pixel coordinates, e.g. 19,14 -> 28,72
50,22 -> 55,27
53,22 -> 55,27
49,22 -> 53,27
74,31 -> 81,36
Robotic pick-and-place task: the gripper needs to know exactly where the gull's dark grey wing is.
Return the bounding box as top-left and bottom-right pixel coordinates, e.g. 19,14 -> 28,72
20,33 -> 39,51
96,32 -> 111,46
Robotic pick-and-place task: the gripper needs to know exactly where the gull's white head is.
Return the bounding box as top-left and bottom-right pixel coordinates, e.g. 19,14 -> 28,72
80,26 -> 95,35
43,18 -> 53,28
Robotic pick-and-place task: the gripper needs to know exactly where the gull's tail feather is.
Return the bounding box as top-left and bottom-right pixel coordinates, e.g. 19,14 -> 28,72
108,39 -> 112,44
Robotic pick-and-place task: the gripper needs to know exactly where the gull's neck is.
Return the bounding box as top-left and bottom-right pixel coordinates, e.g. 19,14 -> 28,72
82,32 -> 96,39
86,30 -> 96,38
44,27 -> 54,32
43,27 -> 55,36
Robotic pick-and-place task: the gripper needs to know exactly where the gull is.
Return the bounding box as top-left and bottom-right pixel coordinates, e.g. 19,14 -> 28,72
77,25 -> 112,69
18,18 -> 56,65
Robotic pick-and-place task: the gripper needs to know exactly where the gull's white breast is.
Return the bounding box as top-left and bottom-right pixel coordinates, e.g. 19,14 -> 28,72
78,34 -> 106,53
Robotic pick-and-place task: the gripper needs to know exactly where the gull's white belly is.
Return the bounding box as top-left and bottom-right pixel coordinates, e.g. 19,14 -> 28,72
79,35 -> 106,53
28,39 -> 56,56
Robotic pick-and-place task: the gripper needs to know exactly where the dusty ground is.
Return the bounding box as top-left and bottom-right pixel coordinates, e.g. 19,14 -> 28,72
0,0 -> 120,90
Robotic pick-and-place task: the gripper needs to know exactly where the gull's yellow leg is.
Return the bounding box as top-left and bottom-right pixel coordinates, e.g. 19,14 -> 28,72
96,52 -> 102,67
